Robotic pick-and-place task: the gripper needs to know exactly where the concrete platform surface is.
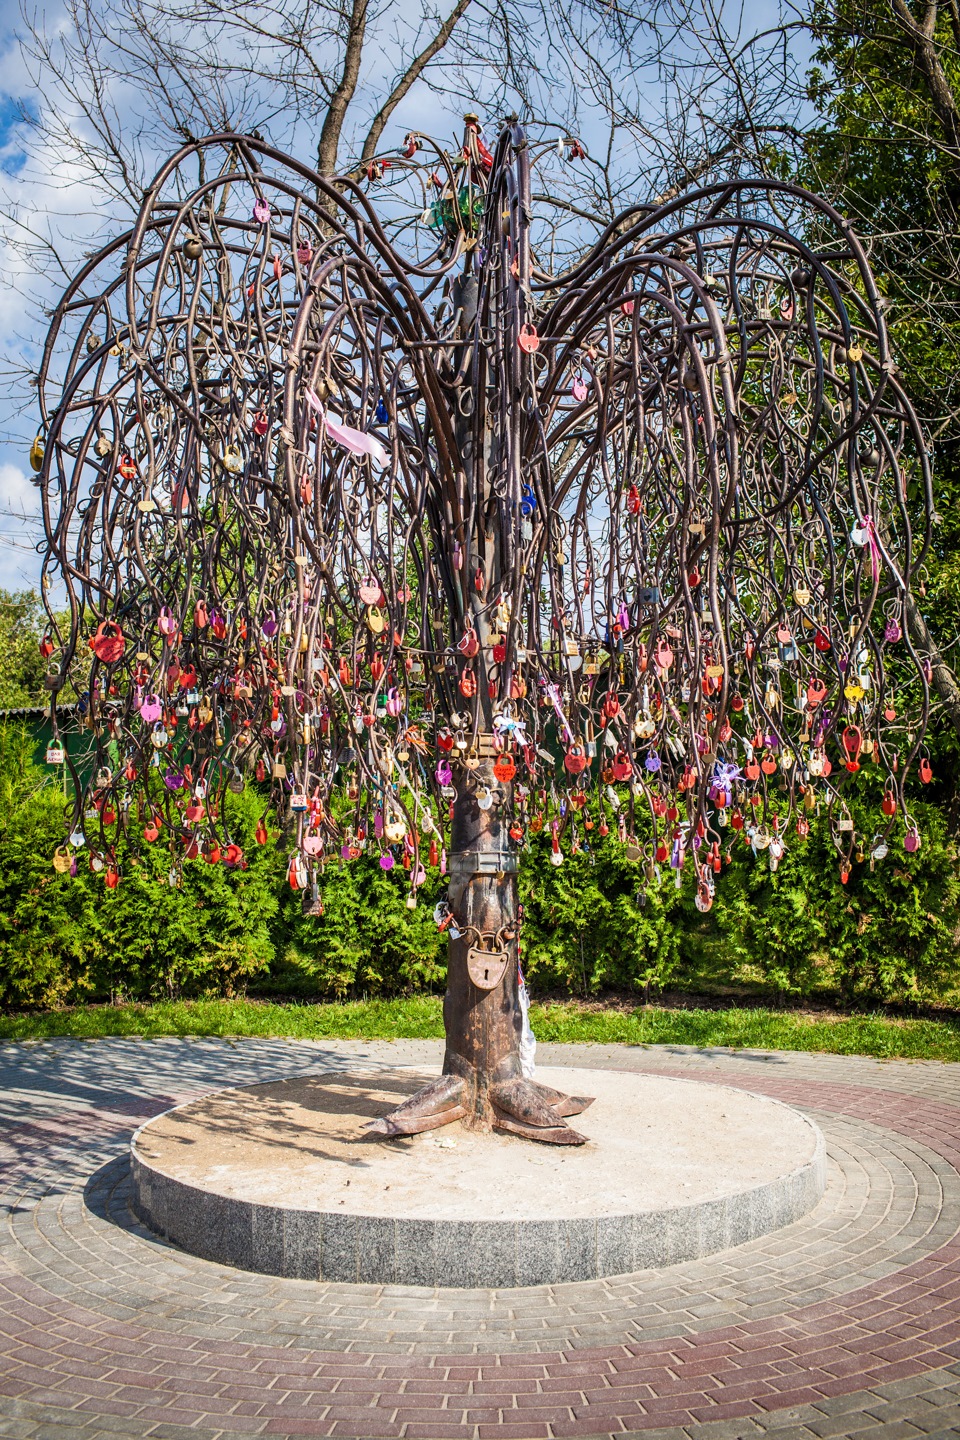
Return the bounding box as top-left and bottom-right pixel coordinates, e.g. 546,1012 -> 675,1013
128,1067 -> 825,1286
130,1066 -> 823,1217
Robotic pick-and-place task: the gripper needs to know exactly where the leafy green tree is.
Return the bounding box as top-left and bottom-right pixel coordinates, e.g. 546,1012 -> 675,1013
801,0 -> 960,750
0,591 -> 46,709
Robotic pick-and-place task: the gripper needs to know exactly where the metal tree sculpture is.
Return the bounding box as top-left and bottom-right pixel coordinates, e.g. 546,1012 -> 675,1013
36,120 -> 932,1144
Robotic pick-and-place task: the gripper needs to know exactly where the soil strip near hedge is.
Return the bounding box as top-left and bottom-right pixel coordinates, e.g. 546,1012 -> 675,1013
1,997 -> 959,1061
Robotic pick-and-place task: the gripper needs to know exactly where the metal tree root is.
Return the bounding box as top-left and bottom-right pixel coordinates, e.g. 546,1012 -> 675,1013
366,1073 -> 593,1145
365,1074 -> 467,1137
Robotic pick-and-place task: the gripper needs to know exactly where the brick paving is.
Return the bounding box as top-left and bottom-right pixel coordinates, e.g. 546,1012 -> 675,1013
2,1038 -> 960,1437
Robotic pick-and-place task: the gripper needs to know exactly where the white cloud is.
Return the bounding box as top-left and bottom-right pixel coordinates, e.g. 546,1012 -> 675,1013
0,459 -> 38,511
0,459 -> 43,592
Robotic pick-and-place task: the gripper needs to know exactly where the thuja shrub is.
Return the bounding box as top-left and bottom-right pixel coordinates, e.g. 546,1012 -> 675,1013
0,726 -> 283,1007
1,720 -> 959,1009
519,826 -> 686,995
519,794 -> 960,1005
683,799 -> 960,1003
269,859 -> 447,999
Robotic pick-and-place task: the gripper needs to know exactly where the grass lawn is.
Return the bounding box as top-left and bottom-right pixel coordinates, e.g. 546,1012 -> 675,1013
1,995 -> 959,1061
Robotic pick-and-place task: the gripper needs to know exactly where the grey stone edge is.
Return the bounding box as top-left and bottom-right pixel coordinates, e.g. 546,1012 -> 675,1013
127,1093 -> 827,1289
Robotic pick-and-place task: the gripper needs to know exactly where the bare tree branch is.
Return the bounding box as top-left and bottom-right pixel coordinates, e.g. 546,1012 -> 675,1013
316,0 -> 370,175
359,0 -> 473,165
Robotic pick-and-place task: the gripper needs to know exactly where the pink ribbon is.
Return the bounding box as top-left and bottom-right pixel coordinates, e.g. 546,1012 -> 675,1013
543,682 -> 574,743
304,392 -> 389,468
862,516 -> 880,582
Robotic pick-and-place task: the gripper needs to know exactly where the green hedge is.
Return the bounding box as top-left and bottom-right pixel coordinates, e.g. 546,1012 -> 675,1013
1,721 -> 958,1010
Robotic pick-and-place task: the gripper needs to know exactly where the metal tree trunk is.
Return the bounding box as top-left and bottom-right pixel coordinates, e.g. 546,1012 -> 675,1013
368,743 -> 593,1144
442,752 -> 522,1129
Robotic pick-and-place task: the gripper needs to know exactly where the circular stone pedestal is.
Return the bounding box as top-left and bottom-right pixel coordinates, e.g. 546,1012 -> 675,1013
131,1067 -> 825,1288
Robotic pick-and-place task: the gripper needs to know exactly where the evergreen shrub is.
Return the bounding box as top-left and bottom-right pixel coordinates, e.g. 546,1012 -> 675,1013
1,722 -> 958,1009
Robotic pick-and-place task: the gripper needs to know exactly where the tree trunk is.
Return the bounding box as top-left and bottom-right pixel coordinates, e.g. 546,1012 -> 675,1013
367,743 -> 593,1145
365,245 -> 591,1146
442,750 -> 522,1128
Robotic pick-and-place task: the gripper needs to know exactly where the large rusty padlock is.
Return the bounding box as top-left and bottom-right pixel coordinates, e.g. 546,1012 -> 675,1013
467,944 -> 509,991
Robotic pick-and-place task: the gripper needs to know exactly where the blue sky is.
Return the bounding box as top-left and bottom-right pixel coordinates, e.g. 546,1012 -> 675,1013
0,0 -> 45,591
0,0 -> 813,596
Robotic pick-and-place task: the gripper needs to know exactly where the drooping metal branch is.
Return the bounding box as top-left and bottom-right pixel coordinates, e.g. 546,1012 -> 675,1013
33,119 -> 934,1139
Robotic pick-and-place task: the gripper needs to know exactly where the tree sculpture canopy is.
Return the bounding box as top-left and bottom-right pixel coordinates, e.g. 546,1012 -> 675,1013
35,120 -> 933,1142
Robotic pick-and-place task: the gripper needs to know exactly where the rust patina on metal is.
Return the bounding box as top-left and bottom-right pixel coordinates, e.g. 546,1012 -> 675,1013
34,120 -> 932,1144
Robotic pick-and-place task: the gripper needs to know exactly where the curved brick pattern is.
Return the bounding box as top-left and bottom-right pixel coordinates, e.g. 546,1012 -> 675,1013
24,1112 -> 951,1351
3,1039 -> 960,1438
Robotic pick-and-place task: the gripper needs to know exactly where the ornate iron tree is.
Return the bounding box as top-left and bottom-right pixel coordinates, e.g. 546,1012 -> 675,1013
35,119 -> 932,1143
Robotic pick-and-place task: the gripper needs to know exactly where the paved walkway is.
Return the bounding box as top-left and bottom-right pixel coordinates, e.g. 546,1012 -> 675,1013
2,1036 -> 960,1439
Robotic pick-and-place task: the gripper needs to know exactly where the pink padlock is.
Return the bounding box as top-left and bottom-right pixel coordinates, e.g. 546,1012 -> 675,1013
139,694 -> 162,723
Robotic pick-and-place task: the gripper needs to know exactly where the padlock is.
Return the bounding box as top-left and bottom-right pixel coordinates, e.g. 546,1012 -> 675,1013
467,945 -> 509,990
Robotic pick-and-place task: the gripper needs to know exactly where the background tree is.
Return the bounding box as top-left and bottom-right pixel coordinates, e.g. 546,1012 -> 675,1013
0,590 -> 47,708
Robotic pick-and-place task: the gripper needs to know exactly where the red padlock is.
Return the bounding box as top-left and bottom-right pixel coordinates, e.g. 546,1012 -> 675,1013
842,725 -> 863,772
493,752 -> 517,782
564,745 -> 589,774
89,621 -> 125,664
611,751 -> 633,781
